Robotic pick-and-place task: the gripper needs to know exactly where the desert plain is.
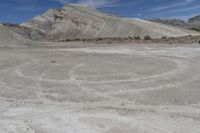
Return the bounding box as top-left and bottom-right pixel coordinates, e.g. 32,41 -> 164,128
0,42 -> 200,133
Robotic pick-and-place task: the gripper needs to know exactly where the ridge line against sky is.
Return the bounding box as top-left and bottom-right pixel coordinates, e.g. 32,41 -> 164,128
0,0 -> 200,23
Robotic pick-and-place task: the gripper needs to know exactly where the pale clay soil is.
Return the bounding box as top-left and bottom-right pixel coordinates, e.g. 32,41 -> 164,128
0,43 -> 200,133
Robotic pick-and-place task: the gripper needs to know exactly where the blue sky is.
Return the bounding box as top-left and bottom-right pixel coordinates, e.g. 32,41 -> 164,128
0,0 -> 200,23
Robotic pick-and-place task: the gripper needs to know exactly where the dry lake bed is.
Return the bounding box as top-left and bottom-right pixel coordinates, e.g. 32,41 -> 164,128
0,43 -> 200,133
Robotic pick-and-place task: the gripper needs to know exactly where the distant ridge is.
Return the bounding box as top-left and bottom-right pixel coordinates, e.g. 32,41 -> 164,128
151,15 -> 200,32
188,15 -> 200,23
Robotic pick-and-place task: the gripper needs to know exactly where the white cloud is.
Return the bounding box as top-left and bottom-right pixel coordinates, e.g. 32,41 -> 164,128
52,0 -> 120,8
151,0 -> 195,11
77,0 -> 119,7
137,13 -> 143,16
52,0 -> 74,4
169,5 -> 200,13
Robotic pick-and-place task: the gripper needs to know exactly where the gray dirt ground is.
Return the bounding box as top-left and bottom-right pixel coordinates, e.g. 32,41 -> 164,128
0,43 -> 200,133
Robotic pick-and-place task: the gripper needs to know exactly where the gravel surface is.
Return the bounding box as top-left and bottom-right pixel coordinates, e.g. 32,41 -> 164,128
0,43 -> 200,133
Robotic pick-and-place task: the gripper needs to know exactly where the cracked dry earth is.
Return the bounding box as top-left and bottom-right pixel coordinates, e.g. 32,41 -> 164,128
0,44 -> 200,133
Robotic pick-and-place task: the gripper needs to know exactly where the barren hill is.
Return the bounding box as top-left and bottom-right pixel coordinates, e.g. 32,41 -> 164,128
0,24 -> 29,47
22,4 -> 199,41
188,15 -> 200,23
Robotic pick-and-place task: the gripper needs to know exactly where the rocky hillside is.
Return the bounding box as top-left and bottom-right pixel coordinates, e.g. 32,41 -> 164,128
3,23 -> 45,40
0,24 -> 29,47
21,4 -> 198,41
151,19 -> 191,29
151,15 -> 200,32
188,15 -> 200,23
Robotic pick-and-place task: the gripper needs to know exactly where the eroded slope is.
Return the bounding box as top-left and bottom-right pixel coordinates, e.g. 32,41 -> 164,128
22,4 -> 199,41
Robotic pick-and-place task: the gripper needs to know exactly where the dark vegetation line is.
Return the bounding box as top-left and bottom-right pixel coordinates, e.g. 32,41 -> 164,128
59,35 -> 200,44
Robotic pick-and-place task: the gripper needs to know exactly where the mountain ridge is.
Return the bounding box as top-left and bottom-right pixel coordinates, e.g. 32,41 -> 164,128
151,15 -> 200,32
188,15 -> 200,23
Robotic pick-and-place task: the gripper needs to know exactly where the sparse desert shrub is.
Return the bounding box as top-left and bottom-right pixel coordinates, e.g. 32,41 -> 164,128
82,38 -> 89,41
161,36 -> 167,39
169,37 -> 175,40
98,38 -> 103,41
144,35 -> 151,40
74,38 -> 81,41
51,60 -> 56,63
128,36 -> 133,40
134,36 -> 141,40
107,41 -> 113,44
65,39 -> 72,42
54,14 -> 64,20
190,28 -> 200,32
